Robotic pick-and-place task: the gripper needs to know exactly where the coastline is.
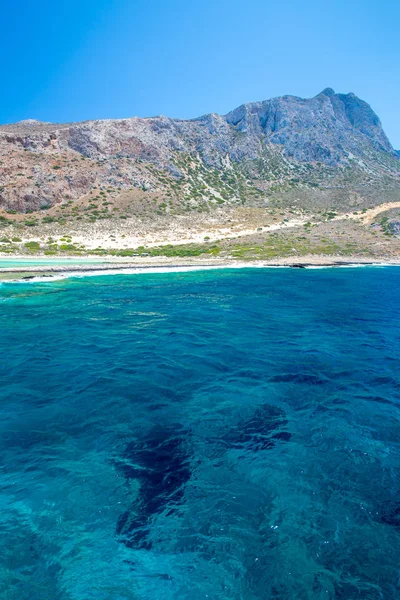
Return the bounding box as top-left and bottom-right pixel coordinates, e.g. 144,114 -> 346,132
1,254 -> 399,283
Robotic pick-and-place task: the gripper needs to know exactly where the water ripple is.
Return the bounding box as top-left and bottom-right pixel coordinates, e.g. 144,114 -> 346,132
1,268 -> 400,599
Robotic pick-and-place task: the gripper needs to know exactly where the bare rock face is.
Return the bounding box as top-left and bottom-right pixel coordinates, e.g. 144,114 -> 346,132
0,89 -> 399,213
390,221 -> 400,235
225,88 -> 393,163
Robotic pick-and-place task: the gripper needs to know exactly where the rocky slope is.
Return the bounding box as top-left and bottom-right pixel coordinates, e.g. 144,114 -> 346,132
0,88 -> 399,216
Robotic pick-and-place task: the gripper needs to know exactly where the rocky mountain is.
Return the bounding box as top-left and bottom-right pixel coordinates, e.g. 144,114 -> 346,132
1,88 -> 399,214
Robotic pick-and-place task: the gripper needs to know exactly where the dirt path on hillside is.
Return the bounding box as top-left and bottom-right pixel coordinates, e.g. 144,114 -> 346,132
69,217 -> 309,249
183,201 -> 400,244
2,201 -> 400,252
177,202 -> 400,246
352,202 -> 400,224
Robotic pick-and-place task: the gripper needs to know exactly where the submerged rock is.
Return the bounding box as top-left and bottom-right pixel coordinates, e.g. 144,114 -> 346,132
223,403 -> 291,452
114,425 -> 191,549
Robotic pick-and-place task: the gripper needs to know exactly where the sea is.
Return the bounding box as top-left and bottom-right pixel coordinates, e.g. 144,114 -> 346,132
1,266 -> 400,599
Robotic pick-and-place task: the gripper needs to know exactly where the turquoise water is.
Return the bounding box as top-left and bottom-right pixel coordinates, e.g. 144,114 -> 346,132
1,267 -> 400,599
0,258 -> 107,268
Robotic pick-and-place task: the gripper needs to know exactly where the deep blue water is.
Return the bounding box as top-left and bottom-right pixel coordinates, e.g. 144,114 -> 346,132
1,267 -> 400,600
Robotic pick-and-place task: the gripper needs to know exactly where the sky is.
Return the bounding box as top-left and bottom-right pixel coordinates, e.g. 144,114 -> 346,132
2,0 -> 399,146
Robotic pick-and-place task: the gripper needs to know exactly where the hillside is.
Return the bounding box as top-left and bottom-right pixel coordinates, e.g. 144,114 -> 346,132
1,89 -> 400,262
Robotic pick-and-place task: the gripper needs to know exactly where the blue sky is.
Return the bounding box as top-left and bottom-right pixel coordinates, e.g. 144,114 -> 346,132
2,0 -> 399,146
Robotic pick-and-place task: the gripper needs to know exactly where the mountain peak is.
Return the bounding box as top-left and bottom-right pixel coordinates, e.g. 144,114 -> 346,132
224,88 -> 394,162
319,87 -> 336,97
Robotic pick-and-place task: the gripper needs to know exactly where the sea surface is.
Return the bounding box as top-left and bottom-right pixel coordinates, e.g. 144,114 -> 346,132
1,267 -> 400,600
0,258 -> 108,268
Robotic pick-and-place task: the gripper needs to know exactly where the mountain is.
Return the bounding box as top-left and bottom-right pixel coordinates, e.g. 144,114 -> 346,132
0,88 -> 399,214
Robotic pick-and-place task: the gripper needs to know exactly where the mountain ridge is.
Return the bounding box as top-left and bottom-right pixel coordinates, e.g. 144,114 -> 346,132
0,88 -> 399,214
2,87 -> 396,152
0,88 -> 396,162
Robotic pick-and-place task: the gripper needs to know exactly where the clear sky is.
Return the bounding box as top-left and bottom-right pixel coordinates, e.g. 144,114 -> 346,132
2,0 -> 399,147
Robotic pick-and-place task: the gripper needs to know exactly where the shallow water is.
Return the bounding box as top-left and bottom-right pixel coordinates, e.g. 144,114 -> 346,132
1,268 -> 400,599
0,258 -> 108,268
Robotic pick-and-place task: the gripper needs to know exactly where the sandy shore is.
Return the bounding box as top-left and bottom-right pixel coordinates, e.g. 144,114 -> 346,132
1,255 -> 399,282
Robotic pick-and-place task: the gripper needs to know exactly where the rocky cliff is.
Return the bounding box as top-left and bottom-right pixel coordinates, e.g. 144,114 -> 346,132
0,88 -> 399,214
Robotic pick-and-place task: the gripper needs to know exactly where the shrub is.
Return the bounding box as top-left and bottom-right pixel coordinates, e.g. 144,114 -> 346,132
0,216 -> 11,227
24,241 -> 41,250
59,244 -> 79,251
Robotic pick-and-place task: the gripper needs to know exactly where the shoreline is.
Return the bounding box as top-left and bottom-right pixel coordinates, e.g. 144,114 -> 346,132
1,255 -> 399,283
